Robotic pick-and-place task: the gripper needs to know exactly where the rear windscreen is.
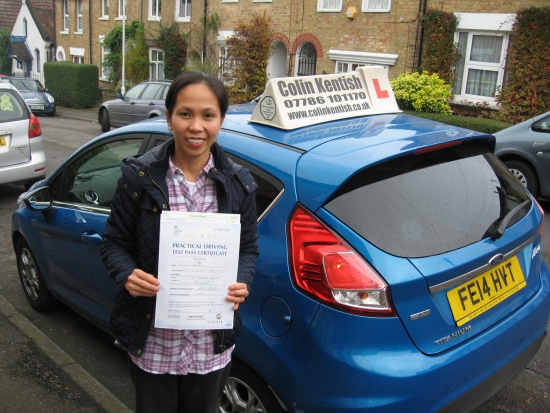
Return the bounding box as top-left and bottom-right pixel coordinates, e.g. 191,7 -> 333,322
325,143 -> 532,258
0,90 -> 27,122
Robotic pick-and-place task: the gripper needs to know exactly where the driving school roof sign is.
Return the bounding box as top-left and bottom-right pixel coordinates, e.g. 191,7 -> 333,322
249,66 -> 400,130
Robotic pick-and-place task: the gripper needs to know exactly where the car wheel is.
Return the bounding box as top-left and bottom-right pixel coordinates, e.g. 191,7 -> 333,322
504,160 -> 539,198
16,238 -> 59,311
47,107 -> 56,117
219,361 -> 284,413
101,109 -> 111,133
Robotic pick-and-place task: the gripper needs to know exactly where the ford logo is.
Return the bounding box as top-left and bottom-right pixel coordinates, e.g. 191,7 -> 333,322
488,253 -> 504,266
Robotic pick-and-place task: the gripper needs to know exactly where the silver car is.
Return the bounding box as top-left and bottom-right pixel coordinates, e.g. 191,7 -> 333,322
98,80 -> 171,132
0,82 -> 46,188
494,110 -> 550,199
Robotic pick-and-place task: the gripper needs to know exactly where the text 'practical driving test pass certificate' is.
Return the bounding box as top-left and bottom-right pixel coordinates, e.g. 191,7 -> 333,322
155,211 -> 241,330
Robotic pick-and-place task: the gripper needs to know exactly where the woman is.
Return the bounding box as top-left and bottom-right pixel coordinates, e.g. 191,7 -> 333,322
100,71 -> 259,413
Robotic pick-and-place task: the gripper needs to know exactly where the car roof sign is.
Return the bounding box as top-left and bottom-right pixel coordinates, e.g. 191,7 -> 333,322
249,66 -> 401,130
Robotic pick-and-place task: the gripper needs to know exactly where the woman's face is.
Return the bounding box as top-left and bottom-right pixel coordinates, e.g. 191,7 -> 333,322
166,83 -> 223,168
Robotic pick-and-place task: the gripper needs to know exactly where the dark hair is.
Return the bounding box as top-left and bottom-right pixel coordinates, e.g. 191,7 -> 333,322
165,71 -> 229,118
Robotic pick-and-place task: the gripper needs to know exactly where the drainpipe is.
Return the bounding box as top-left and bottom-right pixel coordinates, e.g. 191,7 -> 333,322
417,0 -> 428,70
203,0 -> 208,63
88,0 -> 92,64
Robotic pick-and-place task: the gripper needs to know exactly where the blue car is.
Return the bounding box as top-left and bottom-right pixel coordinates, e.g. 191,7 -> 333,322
11,69 -> 550,413
3,77 -> 56,117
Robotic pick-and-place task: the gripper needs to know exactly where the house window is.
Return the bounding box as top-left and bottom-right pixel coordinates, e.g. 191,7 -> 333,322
336,62 -> 365,73
176,0 -> 191,20
453,32 -> 507,100
150,0 -> 161,19
362,0 -> 391,12
73,56 -> 84,64
118,0 -> 124,18
101,0 -> 109,17
100,37 -> 111,79
150,49 -> 164,80
23,18 -> 27,37
63,0 -> 69,31
76,0 -> 83,32
317,0 -> 342,12
219,46 -> 237,84
35,49 -> 41,72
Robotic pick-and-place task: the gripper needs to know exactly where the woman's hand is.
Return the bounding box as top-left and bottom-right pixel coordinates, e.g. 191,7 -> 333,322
227,282 -> 249,310
125,269 -> 160,297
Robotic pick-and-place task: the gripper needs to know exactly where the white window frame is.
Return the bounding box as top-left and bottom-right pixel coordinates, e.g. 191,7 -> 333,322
328,50 -> 397,74
362,0 -> 391,12
76,0 -> 83,33
62,0 -> 69,32
452,13 -> 515,107
116,0 -> 124,19
175,0 -> 191,22
72,56 -> 84,64
99,36 -> 111,80
317,0 -> 342,12
35,49 -> 41,73
100,0 -> 109,20
149,0 -> 161,21
149,48 -> 165,80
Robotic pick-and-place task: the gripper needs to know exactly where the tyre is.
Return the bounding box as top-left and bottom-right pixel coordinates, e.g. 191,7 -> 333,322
504,160 -> 539,198
219,360 -> 284,413
101,109 -> 111,132
16,238 -> 59,311
47,107 -> 56,117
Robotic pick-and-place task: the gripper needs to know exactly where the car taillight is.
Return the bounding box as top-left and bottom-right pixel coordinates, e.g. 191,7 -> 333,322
288,205 -> 394,316
29,113 -> 42,138
534,198 -> 544,240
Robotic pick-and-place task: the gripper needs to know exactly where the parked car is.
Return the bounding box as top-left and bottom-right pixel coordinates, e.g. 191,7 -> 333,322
494,110 -> 550,200
0,81 -> 46,188
2,76 -> 56,117
12,77 -> 550,412
98,80 -> 171,133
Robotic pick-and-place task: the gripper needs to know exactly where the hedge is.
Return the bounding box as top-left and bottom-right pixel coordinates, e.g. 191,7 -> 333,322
403,110 -> 512,134
44,61 -> 99,108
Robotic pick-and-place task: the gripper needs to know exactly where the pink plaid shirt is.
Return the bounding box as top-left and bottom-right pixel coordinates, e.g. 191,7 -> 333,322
130,153 -> 233,374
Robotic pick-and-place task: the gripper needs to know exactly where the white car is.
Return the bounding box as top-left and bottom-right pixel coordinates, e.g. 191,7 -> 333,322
0,82 -> 46,188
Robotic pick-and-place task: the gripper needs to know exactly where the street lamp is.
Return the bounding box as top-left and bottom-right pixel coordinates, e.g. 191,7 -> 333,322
121,0 -> 126,95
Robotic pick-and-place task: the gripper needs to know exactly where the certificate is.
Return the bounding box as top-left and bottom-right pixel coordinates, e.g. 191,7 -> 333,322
154,211 -> 241,330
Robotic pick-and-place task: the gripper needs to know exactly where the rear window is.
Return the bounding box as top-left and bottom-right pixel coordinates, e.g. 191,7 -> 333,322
0,89 -> 27,122
325,143 -> 532,258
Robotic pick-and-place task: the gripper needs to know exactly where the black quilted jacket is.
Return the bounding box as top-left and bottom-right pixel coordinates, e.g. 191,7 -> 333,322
99,139 -> 259,358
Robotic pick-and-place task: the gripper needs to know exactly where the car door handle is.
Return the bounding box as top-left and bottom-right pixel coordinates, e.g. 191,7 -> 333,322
149,102 -> 154,105
81,231 -> 102,244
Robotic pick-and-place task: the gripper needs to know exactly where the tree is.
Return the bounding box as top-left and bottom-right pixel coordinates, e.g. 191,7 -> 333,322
155,21 -> 186,80
102,20 -> 145,90
185,13 -> 221,76
0,28 -> 12,74
226,12 -> 271,103
125,25 -> 149,84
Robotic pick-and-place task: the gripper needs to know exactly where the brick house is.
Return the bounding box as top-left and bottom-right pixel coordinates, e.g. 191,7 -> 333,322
53,0 -> 548,106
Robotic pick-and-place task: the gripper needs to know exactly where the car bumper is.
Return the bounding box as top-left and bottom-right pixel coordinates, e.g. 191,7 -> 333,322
269,263 -> 550,413
0,136 -> 46,186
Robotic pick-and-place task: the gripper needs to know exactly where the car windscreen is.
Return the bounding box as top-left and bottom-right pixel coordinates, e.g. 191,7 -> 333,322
11,79 -> 45,92
324,143 -> 532,258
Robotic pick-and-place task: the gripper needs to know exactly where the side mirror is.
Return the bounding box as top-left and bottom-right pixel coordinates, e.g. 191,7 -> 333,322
45,88 -> 50,93
23,186 -> 53,211
117,92 -> 123,99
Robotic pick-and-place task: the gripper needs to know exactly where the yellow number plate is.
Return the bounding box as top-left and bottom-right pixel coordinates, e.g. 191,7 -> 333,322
0,136 -> 6,147
447,256 -> 526,326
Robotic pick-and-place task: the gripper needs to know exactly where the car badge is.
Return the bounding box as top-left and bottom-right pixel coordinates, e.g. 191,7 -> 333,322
488,253 -> 504,266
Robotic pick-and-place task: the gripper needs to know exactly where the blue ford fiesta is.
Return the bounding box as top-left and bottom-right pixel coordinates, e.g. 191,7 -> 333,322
11,68 -> 550,413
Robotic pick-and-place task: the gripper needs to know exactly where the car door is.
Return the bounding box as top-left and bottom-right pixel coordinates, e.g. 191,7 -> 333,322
132,83 -> 166,123
39,134 -> 150,330
109,83 -> 148,127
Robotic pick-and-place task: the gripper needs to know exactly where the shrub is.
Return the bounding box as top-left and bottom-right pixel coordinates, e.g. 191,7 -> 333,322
404,110 -> 512,134
44,61 -> 99,108
496,7 -> 550,123
420,9 -> 460,86
391,71 -> 453,115
226,12 -> 271,104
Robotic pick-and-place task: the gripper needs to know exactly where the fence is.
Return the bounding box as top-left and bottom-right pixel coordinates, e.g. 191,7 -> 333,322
30,71 -> 45,86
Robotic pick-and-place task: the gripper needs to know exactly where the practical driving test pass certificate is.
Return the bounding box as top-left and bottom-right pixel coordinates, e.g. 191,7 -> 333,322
154,211 -> 241,330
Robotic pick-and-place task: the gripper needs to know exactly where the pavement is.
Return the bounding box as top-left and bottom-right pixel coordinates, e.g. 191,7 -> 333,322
0,105 -> 133,413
